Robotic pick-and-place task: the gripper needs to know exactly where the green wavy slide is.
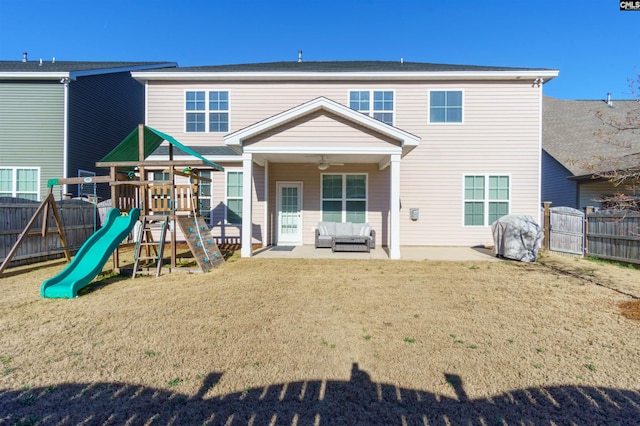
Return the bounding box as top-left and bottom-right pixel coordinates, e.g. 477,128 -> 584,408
41,208 -> 140,299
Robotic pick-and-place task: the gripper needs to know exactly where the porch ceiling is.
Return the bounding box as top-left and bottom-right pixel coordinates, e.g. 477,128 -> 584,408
253,152 -> 390,168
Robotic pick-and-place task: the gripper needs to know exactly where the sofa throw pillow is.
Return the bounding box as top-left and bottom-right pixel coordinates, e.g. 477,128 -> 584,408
360,224 -> 371,237
318,222 -> 336,236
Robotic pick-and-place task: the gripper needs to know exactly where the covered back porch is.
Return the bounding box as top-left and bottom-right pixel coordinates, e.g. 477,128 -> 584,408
224,97 -> 420,259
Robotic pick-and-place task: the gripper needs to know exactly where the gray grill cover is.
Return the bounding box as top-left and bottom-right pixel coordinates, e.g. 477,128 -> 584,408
491,215 -> 543,262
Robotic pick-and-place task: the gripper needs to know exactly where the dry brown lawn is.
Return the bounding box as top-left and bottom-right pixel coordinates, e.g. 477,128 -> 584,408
1,250 -> 640,425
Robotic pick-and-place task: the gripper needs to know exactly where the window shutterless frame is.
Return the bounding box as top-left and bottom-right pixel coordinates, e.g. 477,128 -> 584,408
0,167 -> 40,201
348,89 -> 395,126
462,173 -> 511,227
428,89 -> 464,124
225,170 -> 243,225
320,173 -> 368,223
184,89 -> 230,133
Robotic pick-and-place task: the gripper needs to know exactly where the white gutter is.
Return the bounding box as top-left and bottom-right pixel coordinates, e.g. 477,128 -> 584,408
132,70 -> 559,82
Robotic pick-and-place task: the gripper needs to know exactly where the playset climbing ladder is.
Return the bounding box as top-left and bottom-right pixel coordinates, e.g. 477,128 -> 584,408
132,216 -> 168,278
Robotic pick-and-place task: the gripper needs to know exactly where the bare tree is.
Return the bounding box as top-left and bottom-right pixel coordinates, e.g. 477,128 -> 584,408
589,75 -> 640,211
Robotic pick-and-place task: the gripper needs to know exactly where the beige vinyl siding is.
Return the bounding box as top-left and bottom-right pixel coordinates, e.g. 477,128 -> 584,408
268,163 -> 387,246
0,82 -> 64,200
147,79 -> 542,247
244,110 -> 400,148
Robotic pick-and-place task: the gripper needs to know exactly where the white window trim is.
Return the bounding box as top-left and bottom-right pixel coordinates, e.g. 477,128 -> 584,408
428,89 -> 464,125
462,173 -> 511,227
225,170 -> 243,225
320,172 -> 369,223
0,166 -> 40,201
184,89 -> 231,133
348,89 -> 395,126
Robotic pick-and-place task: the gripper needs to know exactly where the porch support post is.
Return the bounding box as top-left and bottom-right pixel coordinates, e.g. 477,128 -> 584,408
241,153 -> 253,257
263,160 -> 269,248
389,154 -> 401,259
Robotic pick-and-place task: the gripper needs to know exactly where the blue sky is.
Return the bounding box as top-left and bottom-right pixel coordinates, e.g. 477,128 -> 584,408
1,0 -> 638,100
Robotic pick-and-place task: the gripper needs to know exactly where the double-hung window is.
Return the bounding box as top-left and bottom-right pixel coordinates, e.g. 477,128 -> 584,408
464,175 -> 510,226
321,174 -> 367,223
185,90 -> 229,132
349,90 -> 394,125
226,171 -> 243,224
430,90 -> 463,123
0,167 -> 39,200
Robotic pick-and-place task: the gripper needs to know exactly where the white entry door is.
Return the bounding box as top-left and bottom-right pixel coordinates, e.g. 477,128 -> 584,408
277,182 -> 302,245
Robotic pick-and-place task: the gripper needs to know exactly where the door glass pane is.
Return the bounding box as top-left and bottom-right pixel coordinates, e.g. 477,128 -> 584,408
281,187 -> 298,234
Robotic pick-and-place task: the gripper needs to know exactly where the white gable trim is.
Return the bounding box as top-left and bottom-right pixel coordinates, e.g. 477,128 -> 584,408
224,96 -> 420,154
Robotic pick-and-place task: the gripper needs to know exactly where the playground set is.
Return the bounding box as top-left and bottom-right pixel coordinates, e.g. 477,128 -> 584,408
0,124 -> 226,298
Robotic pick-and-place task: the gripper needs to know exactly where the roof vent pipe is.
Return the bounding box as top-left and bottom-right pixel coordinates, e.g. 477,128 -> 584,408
39,58 -> 43,66
52,57 -> 55,64
607,92 -> 613,107
298,50 -> 302,63
22,52 -> 28,62
400,58 -> 404,64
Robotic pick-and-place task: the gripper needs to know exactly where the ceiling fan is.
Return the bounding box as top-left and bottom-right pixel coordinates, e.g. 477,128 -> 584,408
317,155 -> 344,171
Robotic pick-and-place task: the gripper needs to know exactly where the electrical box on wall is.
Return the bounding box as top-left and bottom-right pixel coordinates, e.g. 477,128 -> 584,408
410,208 -> 419,221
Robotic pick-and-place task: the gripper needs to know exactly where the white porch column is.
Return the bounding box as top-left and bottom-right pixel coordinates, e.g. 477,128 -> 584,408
241,153 -> 253,257
263,160 -> 269,247
390,154 -> 401,259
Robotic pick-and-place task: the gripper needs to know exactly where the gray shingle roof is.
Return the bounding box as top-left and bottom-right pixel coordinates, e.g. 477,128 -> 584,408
148,60 -> 554,73
543,96 -> 640,176
151,146 -> 239,157
0,60 -> 176,74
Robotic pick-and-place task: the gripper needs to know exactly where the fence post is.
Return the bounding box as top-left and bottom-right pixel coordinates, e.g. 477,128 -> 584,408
543,201 -> 551,252
584,206 -> 594,256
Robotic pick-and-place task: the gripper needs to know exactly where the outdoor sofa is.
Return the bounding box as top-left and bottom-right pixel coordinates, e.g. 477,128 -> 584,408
315,221 -> 375,252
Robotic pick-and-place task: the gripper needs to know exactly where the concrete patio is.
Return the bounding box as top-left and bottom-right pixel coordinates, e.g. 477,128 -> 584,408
252,245 -> 501,261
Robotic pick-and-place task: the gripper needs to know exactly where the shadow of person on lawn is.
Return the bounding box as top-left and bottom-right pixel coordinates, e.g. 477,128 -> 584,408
2,363 -> 639,425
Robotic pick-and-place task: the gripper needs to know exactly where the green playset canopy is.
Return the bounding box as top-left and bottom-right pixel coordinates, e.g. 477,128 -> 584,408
99,125 -> 224,171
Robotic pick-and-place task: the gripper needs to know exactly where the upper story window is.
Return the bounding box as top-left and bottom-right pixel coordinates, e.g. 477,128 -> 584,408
0,167 -> 39,201
185,91 -> 229,133
430,90 -> 463,123
349,90 -> 394,125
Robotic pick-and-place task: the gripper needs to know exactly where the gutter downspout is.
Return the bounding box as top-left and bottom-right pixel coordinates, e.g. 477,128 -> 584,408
536,78 -> 544,226
61,76 -> 71,195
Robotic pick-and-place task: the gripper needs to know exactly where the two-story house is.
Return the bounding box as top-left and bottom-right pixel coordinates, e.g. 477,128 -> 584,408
0,55 -> 176,200
132,61 -> 558,259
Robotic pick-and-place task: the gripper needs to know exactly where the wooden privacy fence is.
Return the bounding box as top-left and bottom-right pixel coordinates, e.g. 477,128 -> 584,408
586,211 -> 640,265
0,197 -> 98,268
543,202 -> 640,265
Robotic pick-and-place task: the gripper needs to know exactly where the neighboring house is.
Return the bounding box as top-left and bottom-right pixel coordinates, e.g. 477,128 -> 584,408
133,60 -> 558,258
0,54 -> 176,201
542,96 -> 640,209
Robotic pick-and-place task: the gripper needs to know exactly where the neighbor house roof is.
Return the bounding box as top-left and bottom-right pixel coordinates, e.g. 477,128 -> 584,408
0,60 -> 177,80
133,60 -> 558,82
543,96 -> 640,178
